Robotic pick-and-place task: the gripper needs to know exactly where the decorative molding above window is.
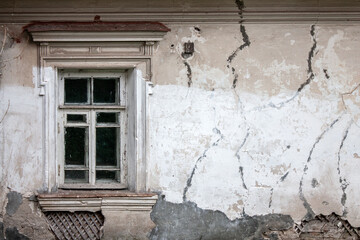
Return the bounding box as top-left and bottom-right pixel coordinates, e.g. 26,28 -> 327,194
25,21 -> 170,42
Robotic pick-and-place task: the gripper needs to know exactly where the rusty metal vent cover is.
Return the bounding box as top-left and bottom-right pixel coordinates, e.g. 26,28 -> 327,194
44,211 -> 104,240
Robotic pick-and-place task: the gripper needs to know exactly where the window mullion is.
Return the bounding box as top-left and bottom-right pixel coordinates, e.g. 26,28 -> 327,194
90,110 -> 96,185
90,77 -> 93,105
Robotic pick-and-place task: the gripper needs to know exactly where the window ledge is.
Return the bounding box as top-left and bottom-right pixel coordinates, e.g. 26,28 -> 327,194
37,190 -> 158,212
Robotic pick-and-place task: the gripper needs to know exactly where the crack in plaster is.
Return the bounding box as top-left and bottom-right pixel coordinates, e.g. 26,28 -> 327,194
298,116 -> 342,220
251,25 -> 318,111
340,83 -> 360,129
227,0 -> 251,89
323,69 -> 330,79
269,171 -> 290,209
280,171 -> 289,182
337,120 -> 352,217
235,131 -> 250,190
182,128 -> 224,202
183,61 -> 192,87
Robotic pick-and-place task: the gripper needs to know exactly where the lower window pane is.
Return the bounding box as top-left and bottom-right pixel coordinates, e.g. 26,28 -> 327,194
96,170 -> 119,182
96,128 -> 117,166
65,127 -> 87,166
65,170 -> 89,183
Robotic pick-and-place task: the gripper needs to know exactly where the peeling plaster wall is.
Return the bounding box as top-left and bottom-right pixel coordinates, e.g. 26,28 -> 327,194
0,25 -> 48,239
1,11 -> 360,240
148,23 -> 360,228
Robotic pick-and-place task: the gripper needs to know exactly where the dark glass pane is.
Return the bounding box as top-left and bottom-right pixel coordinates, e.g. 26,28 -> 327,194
65,78 -> 89,103
96,128 -> 117,166
96,112 -> 117,123
65,170 -> 88,183
96,170 -> 118,182
65,127 -> 87,165
93,78 -> 117,104
67,114 -> 86,123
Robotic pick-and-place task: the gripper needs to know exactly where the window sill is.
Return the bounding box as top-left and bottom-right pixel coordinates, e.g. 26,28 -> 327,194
37,190 -> 158,212
59,183 -> 128,190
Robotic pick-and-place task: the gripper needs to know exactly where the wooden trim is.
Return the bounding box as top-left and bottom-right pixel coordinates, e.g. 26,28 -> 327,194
38,192 -> 158,212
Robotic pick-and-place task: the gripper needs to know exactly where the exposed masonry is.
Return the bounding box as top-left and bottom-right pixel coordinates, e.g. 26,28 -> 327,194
337,121 -> 353,217
265,213 -> 360,239
227,0 -> 251,89
235,131 -> 250,190
182,128 -> 224,202
183,61 -> 192,87
5,227 -> 29,240
252,24 -> 318,111
298,116 -> 342,220
150,197 -> 294,240
6,191 -> 22,216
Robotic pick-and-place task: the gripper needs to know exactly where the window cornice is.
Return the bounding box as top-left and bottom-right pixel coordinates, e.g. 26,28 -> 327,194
24,21 -> 170,42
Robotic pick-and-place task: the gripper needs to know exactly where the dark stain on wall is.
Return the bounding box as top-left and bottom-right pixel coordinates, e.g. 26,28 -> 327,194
150,197 -> 294,240
6,191 -> 22,216
5,227 -> 30,240
0,222 -> 4,240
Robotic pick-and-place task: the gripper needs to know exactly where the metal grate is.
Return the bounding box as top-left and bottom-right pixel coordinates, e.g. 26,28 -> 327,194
44,211 -> 104,240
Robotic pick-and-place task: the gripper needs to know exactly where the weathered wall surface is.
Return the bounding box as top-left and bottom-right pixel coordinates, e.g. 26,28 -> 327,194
147,22 -> 360,233
1,7 -> 360,239
0,25 -> 53,239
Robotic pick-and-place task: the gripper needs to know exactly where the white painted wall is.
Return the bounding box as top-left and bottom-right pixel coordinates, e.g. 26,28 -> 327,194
0,22 -> 360,228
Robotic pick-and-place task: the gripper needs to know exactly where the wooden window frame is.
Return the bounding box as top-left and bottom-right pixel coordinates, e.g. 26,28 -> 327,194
27,23 -> 169,192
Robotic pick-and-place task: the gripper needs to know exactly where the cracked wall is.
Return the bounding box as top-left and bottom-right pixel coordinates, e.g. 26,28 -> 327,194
148,22 -> 360,231
1,2 -> 360,239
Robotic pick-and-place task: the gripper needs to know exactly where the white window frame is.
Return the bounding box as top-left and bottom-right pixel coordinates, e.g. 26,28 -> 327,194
28,28 -> 167,192
58,70 -> 128,189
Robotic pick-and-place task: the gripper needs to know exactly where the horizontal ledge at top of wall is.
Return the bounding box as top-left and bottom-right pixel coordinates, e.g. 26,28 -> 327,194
1,9 -> 360,24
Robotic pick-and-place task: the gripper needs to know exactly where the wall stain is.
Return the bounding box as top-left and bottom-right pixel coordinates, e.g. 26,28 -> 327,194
150,197 -> 294,240
0,222 -> 3,240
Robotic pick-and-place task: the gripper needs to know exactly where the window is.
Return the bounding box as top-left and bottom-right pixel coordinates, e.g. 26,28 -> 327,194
25,21 -> 169,192
58,70 -> 127,188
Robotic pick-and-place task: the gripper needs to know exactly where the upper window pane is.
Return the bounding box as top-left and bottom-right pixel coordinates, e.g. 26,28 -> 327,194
93,78 -> 117,104
65,78 -> 89,104
96,112 -> 118,123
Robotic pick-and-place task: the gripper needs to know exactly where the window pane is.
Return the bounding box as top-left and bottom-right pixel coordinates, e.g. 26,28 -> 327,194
67,114 -> 86,123
96,128 -> 117,166
65,127 -> 87,165
65,170 -> 88,183
93,78 -> 117,104
96,112 -> 118,123
65,78 -> 89,103
96,170 -> 119,182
